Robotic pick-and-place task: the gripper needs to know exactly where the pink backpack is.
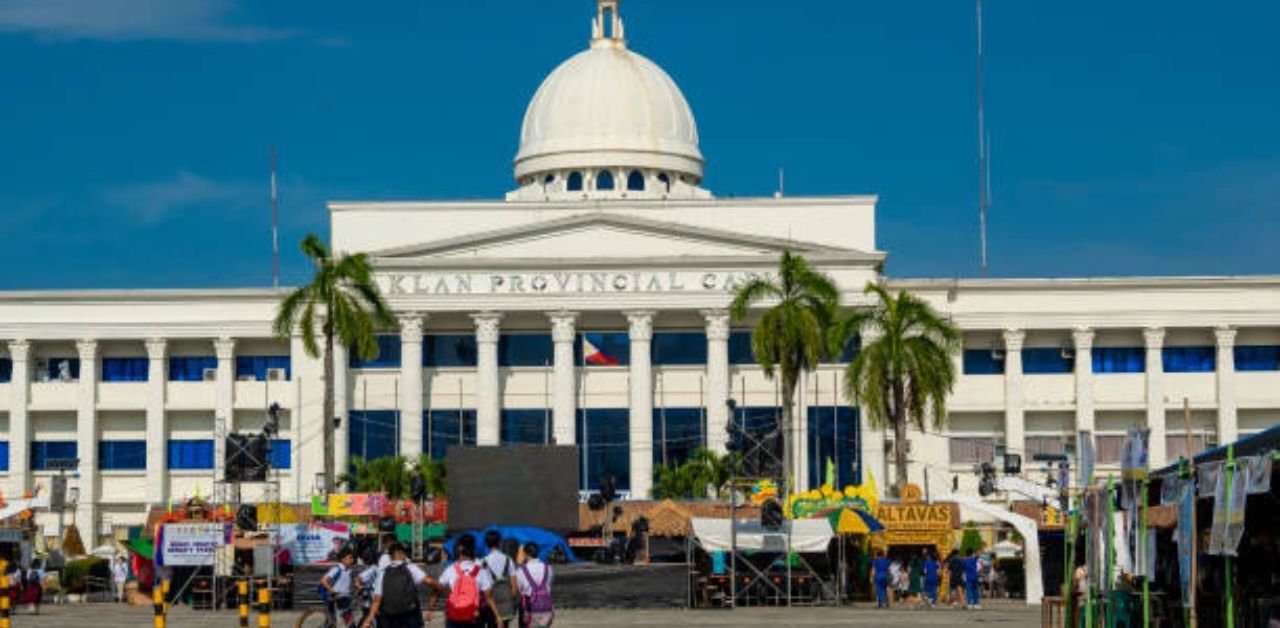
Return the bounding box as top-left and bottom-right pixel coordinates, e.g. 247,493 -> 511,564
446,564 -> 483,622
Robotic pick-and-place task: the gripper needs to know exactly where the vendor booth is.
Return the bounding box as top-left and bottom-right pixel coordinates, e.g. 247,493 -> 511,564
687,517 -> 837,608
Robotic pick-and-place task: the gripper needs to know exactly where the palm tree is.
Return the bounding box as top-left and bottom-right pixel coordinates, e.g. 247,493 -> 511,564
834,282 -> 960,496
729,251 -> 840,488
652,449 -> 737,499
342,455 -> 414,498
274,234 -> 395,493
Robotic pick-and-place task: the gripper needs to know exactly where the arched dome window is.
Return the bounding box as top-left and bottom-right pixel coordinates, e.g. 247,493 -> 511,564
567,171 -> 584,191
626,170 -> 645,191
657,172 -> 670,193
596,170 -> 615,191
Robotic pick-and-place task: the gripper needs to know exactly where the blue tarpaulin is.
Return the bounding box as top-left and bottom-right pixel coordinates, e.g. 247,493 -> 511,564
444,526 -> 577,563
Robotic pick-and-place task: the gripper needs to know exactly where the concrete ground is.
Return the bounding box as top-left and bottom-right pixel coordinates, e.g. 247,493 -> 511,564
3,601 -> 1041,627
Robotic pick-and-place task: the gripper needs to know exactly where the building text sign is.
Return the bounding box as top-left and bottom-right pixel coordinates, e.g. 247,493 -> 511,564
873,504 -> 957,531
376,270 -> 775,296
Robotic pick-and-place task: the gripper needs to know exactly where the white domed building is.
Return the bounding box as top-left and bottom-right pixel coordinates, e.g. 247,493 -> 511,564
0,1 -> 1276,584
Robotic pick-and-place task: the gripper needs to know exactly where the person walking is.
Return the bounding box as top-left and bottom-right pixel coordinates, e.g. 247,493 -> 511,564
428,535 -> 501,628
362,542 -> 441,628
111,555 -> 129,604
908,556 -> 923,608
514,542 -> 554,628
922,550 -> 941,608
870,551 -> 892,609
320,549 -> 356,624
481,531 -> 518,628
945,550 -> 965,609
963,549 -> 981,610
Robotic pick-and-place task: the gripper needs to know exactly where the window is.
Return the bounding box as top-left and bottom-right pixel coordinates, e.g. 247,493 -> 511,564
729,406 -> 781,453
99,440 -> 146,470
567,171 -> 584,191
576,408 -> 630,491
1092,347 -> 1145,373
38,358 -> 79,382
349,410 -> 399,463
963,349 -> 1005,375
579,332 -> 630,367
502,409 -> 550,445
949,437 -> 995,465
424,335 -> 477,367
499,334 -> 553,367
1025,435 -> 1067,459
102,357 -> 148,382
1094,435 -> 1124,465
807,406 -> 861,489
823,335 -> 860,364
542,174 -> 556,190
627,170 -> 645,191
1165,434 -> 1212,461
1235,345 -> 1280,371
653,408 -> 705,468
1163,346 -> 1215,373
424,409 -> 476,460
235,356 -> 291,381
657,173 -> 671,192
728,331 -> 755,365
269,440 -> 291,469
651,332 -> 706,365
0,359 -> 11,383
596,170 -> 615,191
169,356 -> 217,381
31,441 -> 77,471
0,442 -> 7,471
167,440 -> 214,470
1022,348 -> 1074,374
350,335 -> 401,369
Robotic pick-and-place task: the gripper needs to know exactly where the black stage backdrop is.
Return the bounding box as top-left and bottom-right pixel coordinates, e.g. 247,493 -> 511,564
446,445 -> 580,533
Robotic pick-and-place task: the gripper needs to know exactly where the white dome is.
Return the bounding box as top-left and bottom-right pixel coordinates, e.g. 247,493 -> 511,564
513,2 -> 704,184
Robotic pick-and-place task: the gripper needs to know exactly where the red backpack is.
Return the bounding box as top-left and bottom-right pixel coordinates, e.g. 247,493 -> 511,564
446,563 -> 483,622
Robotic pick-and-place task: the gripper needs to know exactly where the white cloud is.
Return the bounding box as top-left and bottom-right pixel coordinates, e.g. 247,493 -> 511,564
0,0 -> 299,43
104,171 -> 258,222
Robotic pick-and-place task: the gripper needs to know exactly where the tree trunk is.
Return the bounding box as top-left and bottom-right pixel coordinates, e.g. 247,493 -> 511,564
891,380 -> 908,497
323,330 -> 336,494
781,378 -> 797,493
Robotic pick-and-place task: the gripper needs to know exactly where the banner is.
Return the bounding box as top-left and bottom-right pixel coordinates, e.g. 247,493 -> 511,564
1208,463 -> 1229,555
1077,431 -> 1095,487
328,493 -> 388,516
1223,464 -> 1248,555
269,523 -> 352,565
1120,427 -> 1149,481
157,523 -> 232,567
1243,455 -> 1272,494
1175,480 -> 1195,608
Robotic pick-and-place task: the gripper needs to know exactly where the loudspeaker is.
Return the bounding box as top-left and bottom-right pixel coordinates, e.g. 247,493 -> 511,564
599,475 -> 617,503
1003,453 -> 1022,475
631,516 -> 649,534
587,494 -> 605,511
377,516 -> 397,532
225,434 -> 270,482
410,474 -> 427,502
761,499 -> 784,531
236,504 -> 258,531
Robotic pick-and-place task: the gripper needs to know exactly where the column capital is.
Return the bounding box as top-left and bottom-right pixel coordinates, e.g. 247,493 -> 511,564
1214,325 -> 1237,348
1002,328 -> 1026,351
213,337 -> 236,360
76,339 -> 98,359
1143,327 -> 1165,349
701,309 -> 731,341
471,312 -> 503,344
1072,326 -> 1095,350
6,339 -> 30,362
145,338 -> 168,359
547,311 -> 579,343
624,310 -> 656,342
399,313 -> 427,341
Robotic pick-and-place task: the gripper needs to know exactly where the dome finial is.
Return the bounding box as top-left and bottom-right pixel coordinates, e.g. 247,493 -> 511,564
591,0 -> 626,48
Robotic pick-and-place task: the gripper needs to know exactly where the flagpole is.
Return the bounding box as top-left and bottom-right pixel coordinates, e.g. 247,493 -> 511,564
1182,398 -> 1197,628
271,146 -> 279,289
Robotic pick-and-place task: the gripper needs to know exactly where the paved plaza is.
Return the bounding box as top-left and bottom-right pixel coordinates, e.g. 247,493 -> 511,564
1,602 -> 1040,627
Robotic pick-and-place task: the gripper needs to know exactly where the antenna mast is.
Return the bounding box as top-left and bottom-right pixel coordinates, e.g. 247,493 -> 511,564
977,0 -> 989,276
271,146 -> 279,289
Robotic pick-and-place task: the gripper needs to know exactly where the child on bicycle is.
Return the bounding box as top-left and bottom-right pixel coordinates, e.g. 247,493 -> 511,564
320,549 -> 357,623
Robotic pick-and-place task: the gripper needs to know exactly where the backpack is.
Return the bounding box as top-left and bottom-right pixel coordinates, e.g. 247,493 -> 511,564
316,565 -> 346,603
520,563 -> 553,615
445,563 -> 483,623
484,554 -> 515,617
378,564 -> 420,616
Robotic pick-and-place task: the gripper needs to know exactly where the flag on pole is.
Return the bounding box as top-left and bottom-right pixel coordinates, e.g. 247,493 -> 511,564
583,335 -> 618,366
825,457 -> 836,488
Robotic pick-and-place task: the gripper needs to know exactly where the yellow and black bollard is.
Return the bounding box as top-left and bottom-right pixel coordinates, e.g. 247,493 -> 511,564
162,578 -> 171,616
0,559 -> 11,628
153,580 -> 166,628
237,578 -> 250,628
256,582 -> 271,628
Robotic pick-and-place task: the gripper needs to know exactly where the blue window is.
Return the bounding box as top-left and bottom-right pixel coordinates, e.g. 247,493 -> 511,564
1022,348 -> 1074,374
269,440 -> 291,469
99,440 -> 146,470
102,357 -> 148,382
424,409 -> 476,460
1163,346 -> 1215,373
657,173 -> 671,192
729,406 -> 781,452
627,170 -> 645,191
1235,345 -> 1280,371
807,406 -> 861,489
1092,347 -> 1145,373
963,349 -> 1005,375
0,442 -> 8,471
567,171 -> 584,192
576,408 -> 629,491
499,334 -> 553,367
502,409 -> 550,445
653,408 -> 704,468
40,358 -> 79,382
0,359 -> 11,383
31,441 -> 78,471
167,440 -> 214,470
596,170 -> 615,191
728,331 -> 755,365
824,335 -> 861,364
350,335 -> 401,369
424,335 -> 478,367
579,332 -> 630,367
235,356 -> 291,381
349,410 -> 399,464
652,332 -> 707,365
169,356 -> 217,381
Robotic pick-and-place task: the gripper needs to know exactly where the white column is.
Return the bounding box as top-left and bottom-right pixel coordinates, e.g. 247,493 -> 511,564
702,310 -> 731,456
399,314 -> 426,458
472,313 -> 502,446
75,339 -> 98,540
1003,329 -> 1026,466
1214,326 -> 1238,445
214,337 -> 236,483
548,311 -> 579,446
144,339 -> 167,506
7,341 -> 30,494
1144,328 -> 1167,468
1072,327 -> 1096,433
626,311 -> 655,499
332,343 -> 349,477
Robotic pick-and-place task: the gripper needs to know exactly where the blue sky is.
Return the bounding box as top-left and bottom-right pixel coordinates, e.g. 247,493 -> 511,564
1,0 -> 1277,289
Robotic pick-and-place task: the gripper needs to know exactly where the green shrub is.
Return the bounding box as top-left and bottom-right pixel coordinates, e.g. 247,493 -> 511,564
959,523 -> 985,555
60,557 -> 108,593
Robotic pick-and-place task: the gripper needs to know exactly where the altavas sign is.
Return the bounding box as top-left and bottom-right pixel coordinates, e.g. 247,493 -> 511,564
873,504 -> 956,530
375,270 -> 775,296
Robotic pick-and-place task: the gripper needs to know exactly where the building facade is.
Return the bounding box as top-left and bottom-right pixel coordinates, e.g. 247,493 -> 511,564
1,1 -> 1278,545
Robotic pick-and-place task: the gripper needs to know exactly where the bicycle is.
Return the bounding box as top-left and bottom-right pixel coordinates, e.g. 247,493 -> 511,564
295,590 -> 375,628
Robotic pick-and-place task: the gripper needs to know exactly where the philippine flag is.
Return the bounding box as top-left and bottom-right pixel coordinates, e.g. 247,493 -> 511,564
583,336 -> 619,366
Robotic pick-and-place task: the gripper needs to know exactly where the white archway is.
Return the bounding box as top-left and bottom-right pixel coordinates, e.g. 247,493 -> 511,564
935,491 -> 1044,606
